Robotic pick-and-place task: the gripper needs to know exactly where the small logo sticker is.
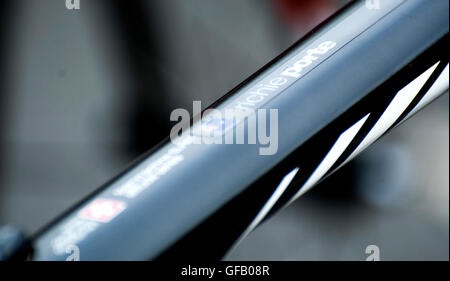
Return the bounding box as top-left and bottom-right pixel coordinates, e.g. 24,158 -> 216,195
200,117 -> 235,137
79,199 -> 126,223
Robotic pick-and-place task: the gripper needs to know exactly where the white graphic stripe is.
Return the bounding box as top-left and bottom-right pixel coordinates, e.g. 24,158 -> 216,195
341,61 -> 440,167
403,63 -> 449,121
287,114 -> 370,205
232,167 -> 299,248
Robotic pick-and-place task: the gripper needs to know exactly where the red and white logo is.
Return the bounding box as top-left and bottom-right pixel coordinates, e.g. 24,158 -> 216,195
78,199 -> 126,223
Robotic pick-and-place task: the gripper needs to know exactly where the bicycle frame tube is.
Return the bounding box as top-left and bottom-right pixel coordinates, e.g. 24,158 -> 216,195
30,0 -> 448,260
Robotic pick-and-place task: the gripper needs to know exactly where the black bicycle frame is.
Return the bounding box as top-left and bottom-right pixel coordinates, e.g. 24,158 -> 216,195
23,0 -> 448,260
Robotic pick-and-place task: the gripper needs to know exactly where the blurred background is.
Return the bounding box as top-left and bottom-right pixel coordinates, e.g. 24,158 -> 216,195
0,0 -> 447,260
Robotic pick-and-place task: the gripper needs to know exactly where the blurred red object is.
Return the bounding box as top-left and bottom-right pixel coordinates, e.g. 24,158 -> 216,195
273,0 -> 341,36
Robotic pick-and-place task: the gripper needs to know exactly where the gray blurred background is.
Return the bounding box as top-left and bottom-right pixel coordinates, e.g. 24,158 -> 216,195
0,0 -> 447,260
